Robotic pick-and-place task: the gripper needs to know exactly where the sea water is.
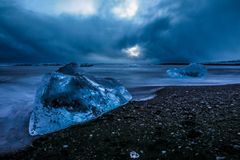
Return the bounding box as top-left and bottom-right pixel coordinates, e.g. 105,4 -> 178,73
0,64 -> 240,153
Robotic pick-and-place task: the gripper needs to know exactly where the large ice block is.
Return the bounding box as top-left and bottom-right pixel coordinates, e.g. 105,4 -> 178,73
167,63 -> 207,78
29,64 -> 132,136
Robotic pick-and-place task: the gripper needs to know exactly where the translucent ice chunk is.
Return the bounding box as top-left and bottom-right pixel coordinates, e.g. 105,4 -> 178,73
29,64 -> 132,136
130,151 -> 140,159
167,63 -> 207,78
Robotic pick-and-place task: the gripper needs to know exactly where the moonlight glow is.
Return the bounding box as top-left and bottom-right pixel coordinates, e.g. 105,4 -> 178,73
55,0 -> 97,16
112,0 -> 138,19
21,0 -> 98,16
123,45 -> 141,58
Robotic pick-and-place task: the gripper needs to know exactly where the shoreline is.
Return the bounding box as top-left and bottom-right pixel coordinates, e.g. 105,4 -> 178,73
1,84 -> 240,159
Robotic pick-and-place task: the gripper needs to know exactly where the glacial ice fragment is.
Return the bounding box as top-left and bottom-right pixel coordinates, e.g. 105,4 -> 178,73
57,62 -> 78,75
130,151 -> 140,159
167,63 -> 207,78
29,64 -> 132,136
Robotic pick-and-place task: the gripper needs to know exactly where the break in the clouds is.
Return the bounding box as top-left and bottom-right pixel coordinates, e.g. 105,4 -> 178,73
0,0 -> 240,63
21,0 -> 98,16
112,0 -> 138,19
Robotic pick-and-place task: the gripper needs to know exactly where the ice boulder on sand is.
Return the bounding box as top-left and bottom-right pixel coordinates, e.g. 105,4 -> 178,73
29,63 -> 132,136
167,63 -> 207,78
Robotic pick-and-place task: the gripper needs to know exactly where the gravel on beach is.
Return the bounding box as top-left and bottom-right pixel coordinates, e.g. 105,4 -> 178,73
1,85 -> 240,160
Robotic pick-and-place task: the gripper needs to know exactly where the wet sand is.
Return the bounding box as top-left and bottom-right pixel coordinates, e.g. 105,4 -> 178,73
1,85 -> 240,160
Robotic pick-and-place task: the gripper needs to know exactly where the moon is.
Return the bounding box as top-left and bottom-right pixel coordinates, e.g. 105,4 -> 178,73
123,45 -> 141,58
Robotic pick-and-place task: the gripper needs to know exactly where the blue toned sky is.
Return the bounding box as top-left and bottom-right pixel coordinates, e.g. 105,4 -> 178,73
0,0 -> 240,63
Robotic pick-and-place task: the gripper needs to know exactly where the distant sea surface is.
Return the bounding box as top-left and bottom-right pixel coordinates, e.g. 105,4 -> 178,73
0,64 -> 240,153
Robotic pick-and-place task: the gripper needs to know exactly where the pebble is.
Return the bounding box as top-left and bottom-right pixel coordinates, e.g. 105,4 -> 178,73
233,145 -> 240,150
216,156 -> 226,160
161,150 -> 167,154
63,145 -> 68,148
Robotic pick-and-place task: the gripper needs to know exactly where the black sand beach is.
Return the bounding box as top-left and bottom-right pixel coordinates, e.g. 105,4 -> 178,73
1,85 -> 240,160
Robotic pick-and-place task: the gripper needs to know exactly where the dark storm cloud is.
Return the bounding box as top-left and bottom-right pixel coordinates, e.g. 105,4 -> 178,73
0,0 -> 240,63
0,1 -> 136,63
129,0 -> 240,63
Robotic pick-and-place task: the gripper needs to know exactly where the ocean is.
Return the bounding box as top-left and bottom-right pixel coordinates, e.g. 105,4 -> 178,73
0,64 -> 240,153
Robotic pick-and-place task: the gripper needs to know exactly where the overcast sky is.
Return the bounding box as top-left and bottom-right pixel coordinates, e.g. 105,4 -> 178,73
0,0 -> 240,63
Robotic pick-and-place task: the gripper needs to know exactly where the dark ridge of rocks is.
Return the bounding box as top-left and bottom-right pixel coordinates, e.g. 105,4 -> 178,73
80,64 -> 94,67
